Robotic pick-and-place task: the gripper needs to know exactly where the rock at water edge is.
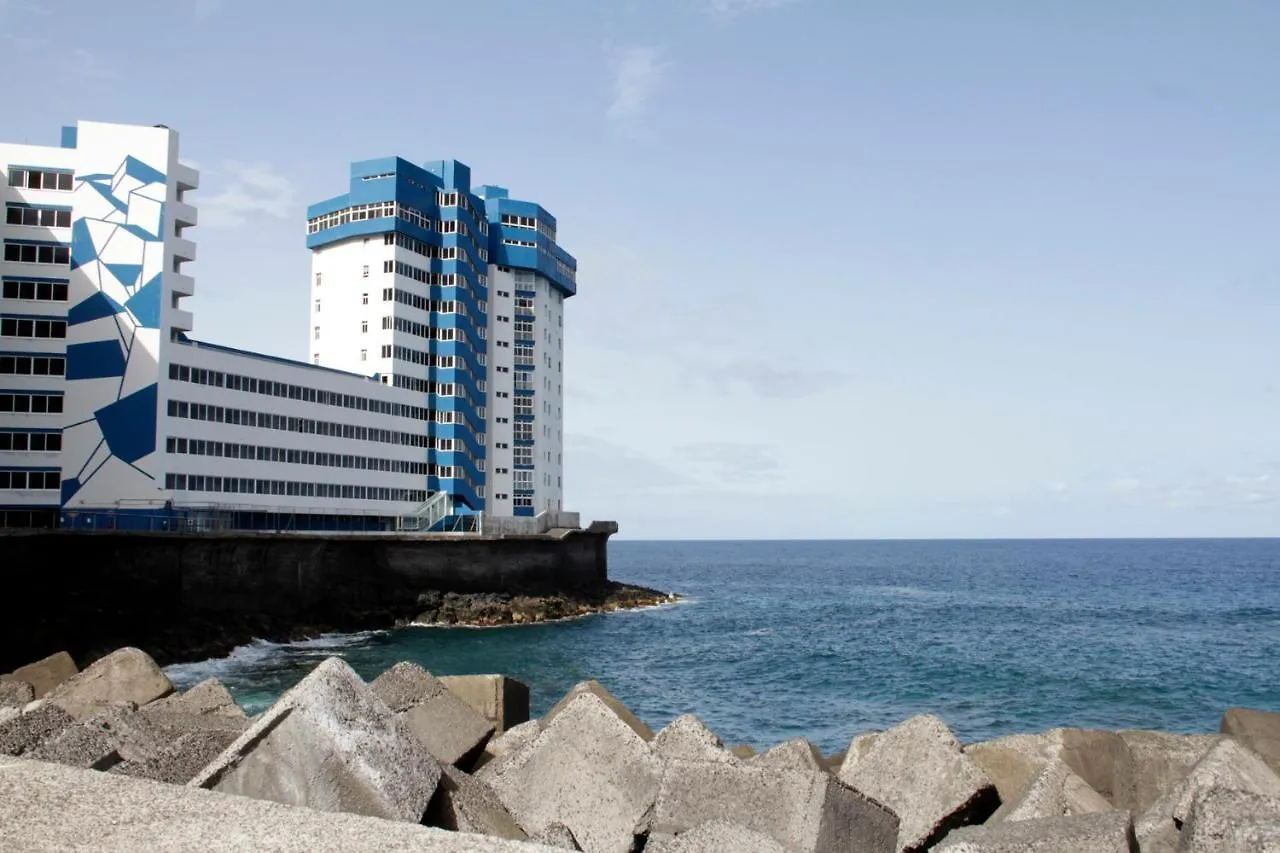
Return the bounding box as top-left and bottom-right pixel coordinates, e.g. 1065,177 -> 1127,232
839,713 -> 998,852
1221,708 -> 1280,778
2,651 -> 78,699
190,657 -> 442,824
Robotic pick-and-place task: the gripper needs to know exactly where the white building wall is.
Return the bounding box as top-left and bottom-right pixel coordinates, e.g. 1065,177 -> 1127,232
533,277 -> 565,513
486,265 -> 516,515
160,341 -> 428,515
309,237 -> 390,376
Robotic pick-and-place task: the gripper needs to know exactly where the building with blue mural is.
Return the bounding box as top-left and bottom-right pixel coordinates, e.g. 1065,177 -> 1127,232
0,120 -> 578,532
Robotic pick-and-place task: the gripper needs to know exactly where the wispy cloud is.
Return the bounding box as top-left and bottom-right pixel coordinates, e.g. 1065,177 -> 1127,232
607,46 -> 667,130
69,48 -> 114,81
1108,472 -> 1277,510
678,442 -> 780,484
709,359 -> 853,398
194,0 -> 223,21
198,161 -> 299,229
701,0 -> 801,19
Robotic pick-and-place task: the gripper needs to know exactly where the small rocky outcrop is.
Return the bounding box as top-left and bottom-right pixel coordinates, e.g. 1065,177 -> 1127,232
406,582 -> 679,628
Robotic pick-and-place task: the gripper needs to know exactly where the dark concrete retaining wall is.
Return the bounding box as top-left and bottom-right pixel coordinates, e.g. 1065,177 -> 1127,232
0,524 -> 616,672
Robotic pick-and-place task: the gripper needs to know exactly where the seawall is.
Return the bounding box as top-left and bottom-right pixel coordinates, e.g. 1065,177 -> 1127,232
0,522 -> 618,672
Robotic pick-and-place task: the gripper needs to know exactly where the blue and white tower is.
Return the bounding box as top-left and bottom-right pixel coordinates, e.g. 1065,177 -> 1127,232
306,160 -> 576,519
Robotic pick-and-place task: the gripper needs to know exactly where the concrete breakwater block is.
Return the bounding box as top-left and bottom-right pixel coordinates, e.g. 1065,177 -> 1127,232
541,680 -> 654,742
839,714 -> 998,852
754,737 -> 825,773
1222,707 -> 1280,777
531,822 -> 582,850
964,728 -> 1124,807
439,674 -> 531,734
0,701 -> 75,756
0,755 -> 567,852
108,703 -> 250,784
1,650 -> 78,699
934,810 -> 1137,852
1178,787 -> 1280,851
487,689 -> 665,853
44,647 -> 174,720
144,677 -> 245,719
1114,730 -> 1221,816
371,662 -> 495,768
646,819 -> 790,852
428,764 -> 528,841
653,758 -> 900,853
189,657 -> 443,823
24,721 -> 120,770
0,679 -> 34,709
989,758 -> 1112,823
651,715 -> 737,765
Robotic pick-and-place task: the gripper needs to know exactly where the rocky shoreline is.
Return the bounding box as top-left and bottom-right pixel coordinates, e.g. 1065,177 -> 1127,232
3,646 -> 1280,851
402,582 -> 681,628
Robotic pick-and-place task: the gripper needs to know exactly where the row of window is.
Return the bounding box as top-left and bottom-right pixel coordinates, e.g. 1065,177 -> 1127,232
6,205 -> 72,229
306,201 -> 397,234
384,259 -> 468,289
503,238 -> 536,249
165,436 -> 428,475
379,232 -> 460,261
167,362 -> 429,422
0,431 -> 61,452
3,241 -> 70,266
165,398 -> 429,447
0,469 -> 59,490
0,354 -> 65,376
164,472 -> 428,503
8,169 -> 74,192
500,214 -> 537,231
380,287 -> 475,320
2,278 -> 69,302
0,392 -> 62,414
1,317 -> 67,339
383,314 -> 472,346
381,343 -> 483,379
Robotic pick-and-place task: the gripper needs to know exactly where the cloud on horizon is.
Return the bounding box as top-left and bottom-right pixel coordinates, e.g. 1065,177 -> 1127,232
709,359 -> 854,398
607,46 -> 667,132
701,0 -> 801,19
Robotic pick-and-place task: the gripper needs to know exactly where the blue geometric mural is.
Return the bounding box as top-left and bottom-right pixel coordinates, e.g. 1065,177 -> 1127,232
60,153 -> 168,507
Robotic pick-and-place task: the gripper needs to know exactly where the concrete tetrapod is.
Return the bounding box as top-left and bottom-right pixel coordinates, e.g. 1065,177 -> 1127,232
1,650 -> 78,699
486,689 -> 665,853
428,764 -> 528,841
439,674 -> 531,734
44,647 -> 174,721
143,677 -> 246,719
1221,707 -> 1280,778
1177,787 -> 1280,852
754,737 -> 826,773
651,715 -> 738,765
653,757 -> 900,853
370,662 -> 495,768
933,810 -> 1137,852
963,728 -> 1124,807
189,657 -> 443,823
839,714 -> 998,852
988,758 -> 1113,823
645,819 -> 790,853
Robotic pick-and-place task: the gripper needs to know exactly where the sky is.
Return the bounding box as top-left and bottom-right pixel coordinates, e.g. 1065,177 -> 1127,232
2,0 -> 1278,539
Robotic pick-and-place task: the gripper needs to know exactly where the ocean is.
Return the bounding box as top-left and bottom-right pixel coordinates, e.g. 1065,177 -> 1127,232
164,538 -> 1280,754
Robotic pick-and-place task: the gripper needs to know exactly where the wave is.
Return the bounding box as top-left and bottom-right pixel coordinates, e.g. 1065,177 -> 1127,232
162,630 -> 387,687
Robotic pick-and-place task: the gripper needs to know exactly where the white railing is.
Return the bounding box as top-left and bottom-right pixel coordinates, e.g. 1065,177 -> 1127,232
400,490 -> 453,532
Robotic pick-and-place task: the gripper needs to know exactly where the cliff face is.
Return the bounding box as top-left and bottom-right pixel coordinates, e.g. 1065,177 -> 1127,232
0,527 -> 614,670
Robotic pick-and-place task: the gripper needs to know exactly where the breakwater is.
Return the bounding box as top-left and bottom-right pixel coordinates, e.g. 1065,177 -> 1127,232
3,645 -> 1279,851
0,523 -> 629,672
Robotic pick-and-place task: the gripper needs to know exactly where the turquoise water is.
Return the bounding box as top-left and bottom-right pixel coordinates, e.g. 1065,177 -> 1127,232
165,539 -> 1280,753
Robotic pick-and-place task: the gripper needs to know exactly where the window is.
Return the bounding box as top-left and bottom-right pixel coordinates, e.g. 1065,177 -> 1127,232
313,353 -> 319,364
313,326 -> 320,340
361,292 -> 368,305
1,317 -> 68,339
0,355 -> 65,376
360,320 -> 368,334
0,470 -> 60,490
362,265 -> 369,278
360,349 -> 367,362
314,299 -> 321,313
0,431 -> 61,451
0,393 -> 63,414
315,272 -> 322,287
3,242 -> 71,266
8,169 -> 74,191
1,279 -> 68,301
5,205 -> 72,228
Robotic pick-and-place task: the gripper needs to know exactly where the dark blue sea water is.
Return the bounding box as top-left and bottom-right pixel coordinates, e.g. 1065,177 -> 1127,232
165,539 -> 1280,754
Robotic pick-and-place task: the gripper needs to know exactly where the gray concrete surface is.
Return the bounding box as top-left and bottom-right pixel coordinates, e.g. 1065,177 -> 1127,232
530,822 -> 582,850
651,715 -> 736,765
45,647 -> 174,720
0,702 -> 74,756
836,732 -> 881,778
541,680 -> 653,742
440,674 -> 531,734
646,820 -> 790,853
190,657 -> 443,823
1115,730 -> 1220,815
371,662 -> 495,767
990,759 -> 1112,823
1,651 -> 77,699
654,758 -> 900,853
0,680 -> 32,710
0,755 -> 562,852
838,714 -> 997,852
934,810 -> 1136,852
488,690 -> 664,853
754,737 -> 824,773
429,764 -> 528,841
1178,787 -> 1280,852
145,677 -> 245,718
1169,738 -> 1280,825
1222,707 -> 1280,778
963,728 -> 1125,806
23,721 -> 119,770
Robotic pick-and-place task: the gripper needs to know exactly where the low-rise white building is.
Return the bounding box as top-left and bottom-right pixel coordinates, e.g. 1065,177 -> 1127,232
0,121 -> 578,532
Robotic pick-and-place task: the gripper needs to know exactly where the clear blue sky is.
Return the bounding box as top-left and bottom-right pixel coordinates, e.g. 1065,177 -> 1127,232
4,0 -> 1278,539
